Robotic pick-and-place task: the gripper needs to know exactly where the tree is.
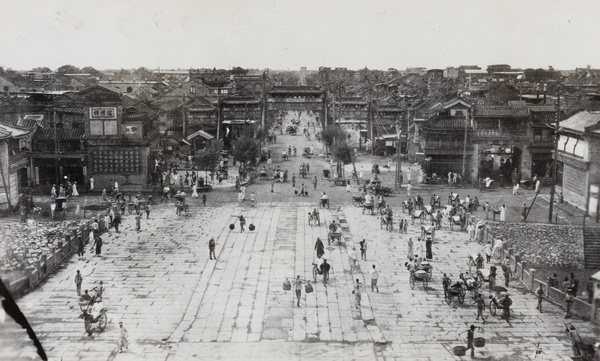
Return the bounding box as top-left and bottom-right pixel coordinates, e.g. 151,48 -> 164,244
230,135 -> 261,168
32,67 -> 52,72
194,140 -> 223,178
320,125 -> 347,149
56,65 -> 80,75
81,66 -> 102,76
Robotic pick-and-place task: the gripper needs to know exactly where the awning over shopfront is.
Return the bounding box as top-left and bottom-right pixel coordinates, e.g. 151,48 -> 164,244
222,120 -> 256,125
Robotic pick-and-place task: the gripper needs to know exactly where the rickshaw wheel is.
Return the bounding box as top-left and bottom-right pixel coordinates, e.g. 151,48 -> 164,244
423,278 -> 428,292
458,291 -> 465,304
409,274 -> 415,289
98,313 -> 107,330
84,319 -> 93,335
444,290 -> 451,305
489,300 -> 497,316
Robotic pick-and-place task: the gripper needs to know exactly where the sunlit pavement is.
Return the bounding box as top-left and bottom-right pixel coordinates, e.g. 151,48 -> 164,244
1,125 -> 598,361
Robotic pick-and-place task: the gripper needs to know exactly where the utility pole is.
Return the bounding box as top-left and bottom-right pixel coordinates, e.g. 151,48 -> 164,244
261,70 -> 266,130
53,110 -> 59,186
461,110 -> 469,181
549,87 -> 560,223
323,71 -> 328,129
182,94 -> 186,138
216,86 -> 221,141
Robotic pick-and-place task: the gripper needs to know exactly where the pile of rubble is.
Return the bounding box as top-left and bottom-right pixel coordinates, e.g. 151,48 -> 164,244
0,220 -> 89,274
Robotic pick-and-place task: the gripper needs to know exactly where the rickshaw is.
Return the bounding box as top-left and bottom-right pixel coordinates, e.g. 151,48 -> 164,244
444,279 -> 466,305
286,125 -> 297,135
302,147 -> 311,158
380,212 -> 393,231
299,165 -> 307,178
79,288 -> 108,336
217,166 -> 228,180
174,194 -> 190,216
54,197 -> 68,219
411,209 -> 426,224
321,169 -> 332,180
460,272 -> 482,299
409,262 -> 432,291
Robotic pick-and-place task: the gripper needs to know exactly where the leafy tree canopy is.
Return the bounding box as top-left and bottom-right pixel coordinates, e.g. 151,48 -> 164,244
81,66 -> 102,76
331,142 -> 353,165
56,65 -> 80,74
195,140 -> 223,172
320,125 -> 347,148
230,136 -> 261,166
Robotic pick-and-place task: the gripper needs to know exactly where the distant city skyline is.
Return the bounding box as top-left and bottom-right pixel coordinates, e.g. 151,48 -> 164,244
1,0 -> 599,72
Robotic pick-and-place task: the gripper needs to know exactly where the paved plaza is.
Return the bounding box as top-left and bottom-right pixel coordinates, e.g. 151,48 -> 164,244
1,130 -> 598,361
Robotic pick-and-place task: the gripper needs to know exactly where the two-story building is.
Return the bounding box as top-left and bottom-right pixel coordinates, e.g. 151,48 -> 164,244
0,120 -> 36,209
556,111 -> 600,219
417,98 -> 473,179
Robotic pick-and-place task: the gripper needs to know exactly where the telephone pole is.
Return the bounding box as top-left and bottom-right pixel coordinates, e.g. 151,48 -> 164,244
549,87 -> 560,223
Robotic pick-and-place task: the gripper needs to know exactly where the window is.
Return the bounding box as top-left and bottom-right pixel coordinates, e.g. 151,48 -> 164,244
3,86 -> 8,92
190,86 -> 196,94
126,87 -> 133,93
90,120 -> 118,135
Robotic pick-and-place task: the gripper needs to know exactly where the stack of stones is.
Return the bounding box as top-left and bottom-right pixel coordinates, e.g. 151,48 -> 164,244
0,220 -> 88,274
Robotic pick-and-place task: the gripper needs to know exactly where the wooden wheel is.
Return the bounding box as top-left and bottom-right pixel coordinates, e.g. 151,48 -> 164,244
444,290 -> 451,305
489,300 -> 497,316
98,313 -> 107,330
409,274 -> 415,289
458,290 -> 465,304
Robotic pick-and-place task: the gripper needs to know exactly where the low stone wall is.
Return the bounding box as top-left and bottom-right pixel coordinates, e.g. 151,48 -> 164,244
486,221 -> 585,268
500,248 -> 595,323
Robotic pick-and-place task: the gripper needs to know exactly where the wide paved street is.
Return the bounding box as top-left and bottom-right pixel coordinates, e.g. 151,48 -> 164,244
1,128 -> 598,361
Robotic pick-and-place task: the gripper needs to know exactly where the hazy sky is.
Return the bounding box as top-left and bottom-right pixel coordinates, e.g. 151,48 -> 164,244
1,0 -> 598,71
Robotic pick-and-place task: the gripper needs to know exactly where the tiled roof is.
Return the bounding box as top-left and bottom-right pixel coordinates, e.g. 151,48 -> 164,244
528,105 -> 556,112
473,105 -> 529,118
560,111 -> 600,133
33,128 -> 85,141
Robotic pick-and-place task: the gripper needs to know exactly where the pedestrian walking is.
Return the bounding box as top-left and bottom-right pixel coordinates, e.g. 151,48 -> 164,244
293,146 -> 297,156
250,192 -> 256,207
238,190 -> 244,204
75,270 -> 83,296
202,193 -> 207,206
489,265 -> 497,289
569,273 -> 579,296
467,223 -> 475,241
353,279 -> 362,308
521,203 -> 527,222
501,294 -> 512,320
117,322 -> 129,353
209,237 -> 217,260
484,202 -> 490,220
89,177 -> 94,191
463,325 -> 480,358
267,157 -> 272,170
484,241 -> 492,263
548,273 -> 559,289
500,204 -> 506,222
536,284 -> 545,313
314,237 -> 324,259
360,239 -> 367,261
135,214 -> 141,231
349,247 -> 359,272
587,277 -> 595,304
565,293 -> 574,318
370,265 -> 379,292
306,163 -> 310,173
191,183 -> 198,198
145,204 -> 151,219
475,294 -> 486,323
407,238 -> 413,259
239,215 -> 246,233
102,188 -> 108,202
271,177 -> 275,193
288,146 -> 292,157
292,174 -> 296,187
475,253 -> 484,270
406,183 -> 412,197
403,219 -> 408,233
77,236 -> 85,260
513,182 -> 520,195
425,237 -> 433,260
92,234 -> 102,256
113,213 -> 121,233
294,275 -> 307,307
51,184 -> 57,199
313,176 -> 317,190
72,181 -> 79,196
502,262 -> 512,287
